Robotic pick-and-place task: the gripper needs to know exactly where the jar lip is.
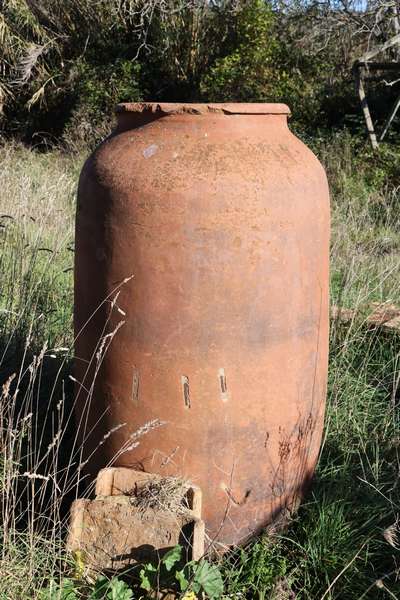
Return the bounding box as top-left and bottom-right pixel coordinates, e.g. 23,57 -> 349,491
116,102 -> 291,116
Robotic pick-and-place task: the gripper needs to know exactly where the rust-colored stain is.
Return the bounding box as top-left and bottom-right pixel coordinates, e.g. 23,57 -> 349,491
74,102 -> 330,547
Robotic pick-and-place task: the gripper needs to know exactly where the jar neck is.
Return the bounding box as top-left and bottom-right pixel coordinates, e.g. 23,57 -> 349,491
114,102 -> 291,133
116,112 -> 289,134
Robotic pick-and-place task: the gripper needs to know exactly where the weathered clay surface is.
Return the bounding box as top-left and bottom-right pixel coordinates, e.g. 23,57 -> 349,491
67,496 -> 204,570
74,102 -> 330,546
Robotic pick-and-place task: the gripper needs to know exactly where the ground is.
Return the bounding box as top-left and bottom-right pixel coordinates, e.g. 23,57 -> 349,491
0,133 -> 399,599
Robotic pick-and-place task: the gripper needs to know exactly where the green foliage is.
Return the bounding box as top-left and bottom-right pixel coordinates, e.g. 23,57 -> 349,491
284,332 -> 399,598
62,58 -> 143,149
198,0 -> 323,124
1,0 -> 391,142
200,0 -> 278,101
308,131 -> 400,309
1,0 -> 146,142
289,498 -> 366,595
139,545 -> 224,598
89,577 -> 133,600
139,563 -> 157,592
161,545 -> 182,572
41,576 -> 133,600
138,1 -> 231,102
2,123 -> 400,599
39,578 -> 78,600
0,145 -> 74,348
222,537 -> 290,598
181,559 -> 224,598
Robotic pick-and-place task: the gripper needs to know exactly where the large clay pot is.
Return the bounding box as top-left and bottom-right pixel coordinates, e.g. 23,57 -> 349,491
74,102 -> 330,547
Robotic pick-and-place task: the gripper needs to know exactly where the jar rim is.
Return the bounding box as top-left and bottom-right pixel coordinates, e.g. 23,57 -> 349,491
116,102 -> 291,116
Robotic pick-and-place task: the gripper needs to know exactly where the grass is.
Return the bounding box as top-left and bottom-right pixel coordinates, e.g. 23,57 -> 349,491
314,132 -> 400,308
0,142 -> 77,347
0,133 -> 399,598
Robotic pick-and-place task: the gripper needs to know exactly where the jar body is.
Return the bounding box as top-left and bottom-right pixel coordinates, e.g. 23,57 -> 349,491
74,103 -> 330,546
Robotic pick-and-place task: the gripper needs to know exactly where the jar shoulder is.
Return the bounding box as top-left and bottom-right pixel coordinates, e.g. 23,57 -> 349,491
78,123 -> 329,207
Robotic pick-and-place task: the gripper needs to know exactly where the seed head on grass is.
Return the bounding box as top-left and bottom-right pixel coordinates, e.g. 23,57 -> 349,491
383,517 -> 400,550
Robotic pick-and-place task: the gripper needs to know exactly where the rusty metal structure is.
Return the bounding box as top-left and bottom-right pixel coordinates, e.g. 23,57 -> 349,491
74,102 -> 330,547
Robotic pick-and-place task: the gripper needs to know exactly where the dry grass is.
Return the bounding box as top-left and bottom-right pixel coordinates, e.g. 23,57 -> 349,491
0,142 -> 79,597
126,476 -> 192,517
0,142 -> 165,598
316,133 -> 400,310
0,142 -> 77,348
0,135 -> 399,598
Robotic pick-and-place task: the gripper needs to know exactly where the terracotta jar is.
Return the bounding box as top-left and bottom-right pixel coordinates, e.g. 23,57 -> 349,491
74,102 -> 330,547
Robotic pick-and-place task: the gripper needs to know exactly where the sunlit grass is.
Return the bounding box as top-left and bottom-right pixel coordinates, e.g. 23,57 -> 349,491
0,137 -> 399,599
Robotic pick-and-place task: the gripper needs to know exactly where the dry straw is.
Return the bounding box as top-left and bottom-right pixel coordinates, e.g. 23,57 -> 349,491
126,475 -> 192,517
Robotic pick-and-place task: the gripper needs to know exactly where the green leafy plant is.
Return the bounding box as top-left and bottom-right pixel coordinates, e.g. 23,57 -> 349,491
139,545 -> 224,599
221,538 -> 290,598
39,578 -> 78,600
89,576 -> 133,600
177,559 -> 224,599
40,576 -> 134,600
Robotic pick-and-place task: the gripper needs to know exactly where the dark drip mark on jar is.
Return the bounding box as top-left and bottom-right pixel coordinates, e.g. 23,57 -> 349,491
132,367 -> 139,405
219,368 -> 228,402
181,375 -> 191,408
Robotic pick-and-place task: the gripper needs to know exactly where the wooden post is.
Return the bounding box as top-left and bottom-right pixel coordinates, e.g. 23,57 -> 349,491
353,31 -> 400,148
354,64 -> 379,149
380,93 -> 400,140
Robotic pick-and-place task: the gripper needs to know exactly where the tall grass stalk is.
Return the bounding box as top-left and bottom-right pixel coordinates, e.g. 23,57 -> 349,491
0,136 -> 399,598
0,143 -> 164,598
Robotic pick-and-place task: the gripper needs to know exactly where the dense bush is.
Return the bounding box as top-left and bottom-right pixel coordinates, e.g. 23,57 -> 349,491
0,0 -> 398,145
0,0 -> 384,143
199,0 -> 326,126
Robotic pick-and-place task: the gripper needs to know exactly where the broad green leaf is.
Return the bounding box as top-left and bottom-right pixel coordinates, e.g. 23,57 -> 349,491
107,578 -> 133,600
175,568 -> 189,591
139,568 -> 152,592
162,544 -> 182,571
192,560 -> 224,599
